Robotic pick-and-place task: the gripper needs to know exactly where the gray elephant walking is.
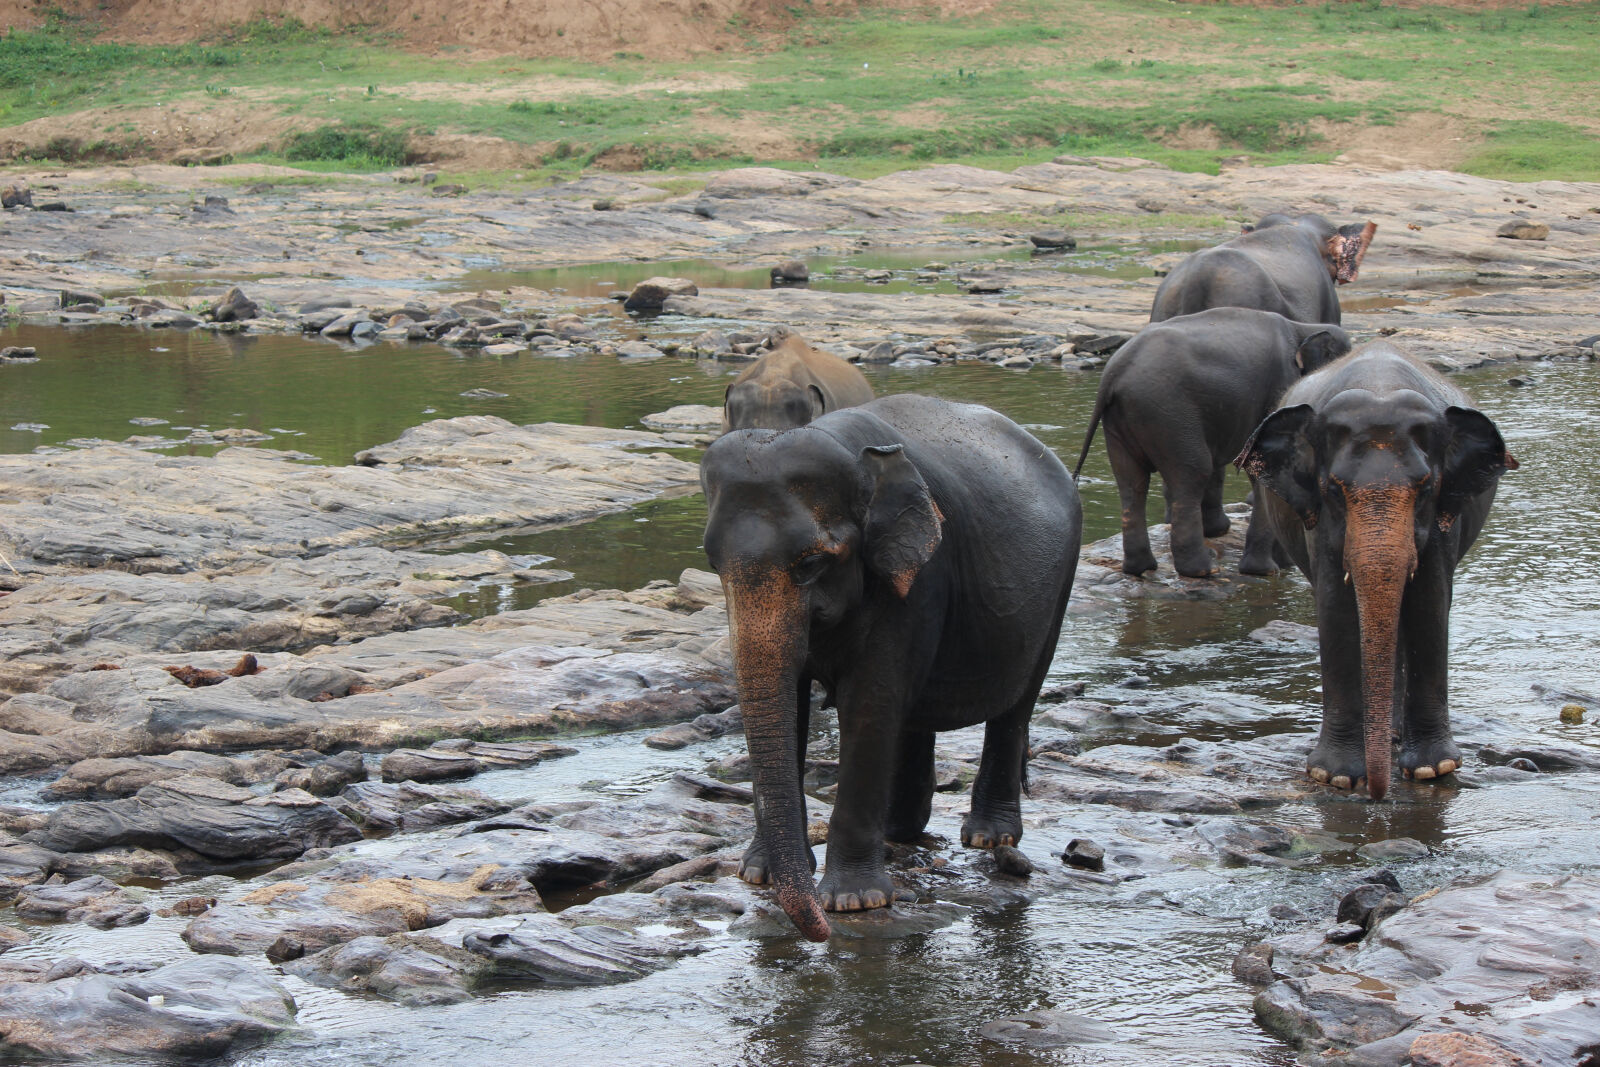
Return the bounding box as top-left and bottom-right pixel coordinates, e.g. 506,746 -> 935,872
1073,308 -> 1350,578
701,395 -> 1081,939
1237,342 -> 1517,799
1151,213 -> 1376,325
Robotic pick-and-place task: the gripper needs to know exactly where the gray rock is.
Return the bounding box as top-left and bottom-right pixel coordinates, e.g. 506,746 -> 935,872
462,915 -> 702,985
1232,942 -> 1276,985
13,874 -> 150,928
622,277 -> 697,312
1497,219 -> 1550,240
284,933 -> 491,1005
1355,838 -> 1429,863
274,750 -> 368,796
1029,230 -> 1077,250
992,844 -> 1033,877
0,955 -> 295,1060
978,1009 -> 1119,1047
380,748 -> 480,783
336,779 -> 510,832
1062,838 -> 1104,871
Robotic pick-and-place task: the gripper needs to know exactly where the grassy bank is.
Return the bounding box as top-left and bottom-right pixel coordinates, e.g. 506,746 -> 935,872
2,0 -> 1598,179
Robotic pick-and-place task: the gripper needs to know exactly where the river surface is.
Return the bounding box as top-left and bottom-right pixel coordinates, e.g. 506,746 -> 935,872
2,307 -> 1597,1066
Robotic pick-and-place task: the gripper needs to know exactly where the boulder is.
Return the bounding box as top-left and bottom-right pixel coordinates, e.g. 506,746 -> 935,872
0,956 -> 295,1060
622,277 -> 697,312
1496,220 -> 1550,241
13,874 -> 150,928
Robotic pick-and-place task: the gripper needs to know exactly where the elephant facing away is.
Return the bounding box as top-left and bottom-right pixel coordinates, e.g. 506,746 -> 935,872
1072,307 -> 1351,578
1237,342 -> 1517,800
701,395 -> 1081,940
721,334 -> 875,433
1150,213 -> 1376,325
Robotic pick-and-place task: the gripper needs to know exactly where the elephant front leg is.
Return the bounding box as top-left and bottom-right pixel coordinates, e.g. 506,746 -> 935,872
1398,553 -> 1461,781
961,700 -> 1030,849
818,687 -> 900,912
1307,574 -> 1370,790
1238,476 -> 1280,575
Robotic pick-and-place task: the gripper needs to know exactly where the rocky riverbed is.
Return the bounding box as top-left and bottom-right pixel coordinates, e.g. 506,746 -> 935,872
2,157 -> 1599,1065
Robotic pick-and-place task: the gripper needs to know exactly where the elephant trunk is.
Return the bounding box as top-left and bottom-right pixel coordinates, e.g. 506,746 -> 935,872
725,574 -> 830,942
1343,486 -> 1417,802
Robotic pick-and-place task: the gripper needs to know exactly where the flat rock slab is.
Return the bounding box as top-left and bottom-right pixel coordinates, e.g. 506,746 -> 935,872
26,776 -> 361,865
0,956 -> 296,1060
12,874 -> 150,928
1253,870 -> 1600,1065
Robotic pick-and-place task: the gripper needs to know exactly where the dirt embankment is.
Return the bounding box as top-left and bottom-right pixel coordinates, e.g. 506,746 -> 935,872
0,0 -> 994,57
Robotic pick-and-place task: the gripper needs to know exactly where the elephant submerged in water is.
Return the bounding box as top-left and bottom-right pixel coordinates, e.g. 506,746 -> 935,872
1151,213 -> 1376,325
721,334 -> 874,433
1237,342 -> 1517,799
701,395 -> 1081,940
1072,307 -> 1351,578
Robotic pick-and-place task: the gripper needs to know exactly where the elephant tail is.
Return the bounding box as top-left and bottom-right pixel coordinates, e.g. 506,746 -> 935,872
1072,393 -> 1107,482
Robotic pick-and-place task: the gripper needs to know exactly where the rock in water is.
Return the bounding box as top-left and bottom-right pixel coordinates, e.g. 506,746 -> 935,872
1062,838 -> 1105,870
622,276 -> 697,312
1029,230 -> 1077,250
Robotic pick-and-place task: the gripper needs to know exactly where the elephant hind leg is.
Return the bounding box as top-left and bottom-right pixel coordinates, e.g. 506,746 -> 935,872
1202,464 -> 1231,539
1106,426 -> 1157,575
884,729 -> 935,843
962,697 -> 1032,850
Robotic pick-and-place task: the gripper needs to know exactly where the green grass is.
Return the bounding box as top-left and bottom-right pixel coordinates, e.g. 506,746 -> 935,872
2,0 -> 1599,179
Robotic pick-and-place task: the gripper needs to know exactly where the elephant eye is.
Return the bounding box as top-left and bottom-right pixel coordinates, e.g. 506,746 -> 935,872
793,552 -> 830,585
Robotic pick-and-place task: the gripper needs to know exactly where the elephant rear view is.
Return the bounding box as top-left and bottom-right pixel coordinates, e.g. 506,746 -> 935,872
1238,342 -> 1517,800
702,395 -> 1081,940
1151,213 -> 1376,325
721,334 -> 874,433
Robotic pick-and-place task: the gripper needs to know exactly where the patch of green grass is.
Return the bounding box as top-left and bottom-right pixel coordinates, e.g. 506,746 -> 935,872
282,123 -> 412,166
1461,119 -> 1600,181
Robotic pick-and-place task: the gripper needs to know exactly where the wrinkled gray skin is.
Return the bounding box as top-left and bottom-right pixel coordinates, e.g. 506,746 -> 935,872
701,395 -> 1081,940
1151,213 -> 1376,325
1238,342 -> 1516,800
721,335 -> 875,433
1073,308 -> 1351,578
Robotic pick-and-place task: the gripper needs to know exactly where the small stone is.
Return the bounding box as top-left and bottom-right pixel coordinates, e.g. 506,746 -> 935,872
1355,837 -> 1430,863
1337,883 -> 1407,929
622,277 -> 697,312
1029,230 -> 1077,250
592,199 -> 615,211
1559,703 -> 1585,723
1506,375 -> 1534,387
1062,839 -> 1104,871
1267,903 -> 1307,921
1496,219 -> 1549,240
1116,675 -> 1150,689
1232,942 -> 1275,985
1507,757 -> 1540,772
770,259 -> 809,283
993,845 -> 1033,877
1324,921 -> 1366,944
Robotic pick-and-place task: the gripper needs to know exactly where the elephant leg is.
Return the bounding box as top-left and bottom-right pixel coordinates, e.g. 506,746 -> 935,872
740,676 -> 815,884
1107,431 -> 1157,575
817,679 -> 899,912
1307,572 -> 1370,790
1201,464 -> 1231,538
1165,473 -> 1217,578
962,698 -> 1031,849
1397,551 -> 1461,781
884,729 -> 935,843
1238,477 -> 1280,575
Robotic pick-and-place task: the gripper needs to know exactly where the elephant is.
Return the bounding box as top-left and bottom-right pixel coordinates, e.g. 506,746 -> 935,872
1072,308 -> 1351,578
1236,341 -> 1517,800
701,394 -> 1081,940
1150,213 -> 1376,325
721,334 -> 875,433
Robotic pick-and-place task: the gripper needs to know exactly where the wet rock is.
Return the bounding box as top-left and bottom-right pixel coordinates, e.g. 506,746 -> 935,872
614,340 -> 665,360
1336,882 -> 1406,930
1254,870 -> 1600,1063
1505,757 -> 1539,773
992,844 -> 1033,877
285,933 -> 492,1005
770,259 -> 809,284
462,915 -> 702,985
1233,942 -> 1276,985
1,183 -> 33,209
1249,620 -> 1319,650
1477,741 -> 1600,772
622,276 -> 697,312
336,780 -> 510,832
13,874 -> 150,928
1324,921 -> 1366,944
0,956 -> 295,1060
644,705 -> 742,750
1,346 -> 39,363
1496,220 -> 1549,240
27,776 -> 362,865
158,895 -> 217,918
1355,837 -> 1430,863
1408,1032 -> 1539,1067
0,926 -> 28,952
207,286 -> 259,323
47,750 -> 289,799
640,404 -> 722,433
978,1009 -> 1119,1048
1028,230 -> 1076,250
1062,839 -> 1104,871
53,846 -> 181,883
274,750 -> 368,796
380,747 -> 480,783
58,288 -> 104,309
0,838 -> 56,900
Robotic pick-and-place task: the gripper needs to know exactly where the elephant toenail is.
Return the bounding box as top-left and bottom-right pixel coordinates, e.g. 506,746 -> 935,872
1438,759 -> 1457,775
1309,767 -> 1330,783
1331,775 -> 1351,789
1414,766 -> 1436,780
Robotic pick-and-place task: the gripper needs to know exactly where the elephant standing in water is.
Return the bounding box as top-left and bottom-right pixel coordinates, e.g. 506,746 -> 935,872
701,395 -> 1081,940
721,334 -> 874,433
1237,342 -> 1517,799
1151,213 -> 1376,325
1072,307 -> 1351,578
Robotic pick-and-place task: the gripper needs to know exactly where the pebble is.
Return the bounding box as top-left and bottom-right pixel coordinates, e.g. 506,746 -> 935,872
993,845 -> 1033,877
1062,838 -> 1105,871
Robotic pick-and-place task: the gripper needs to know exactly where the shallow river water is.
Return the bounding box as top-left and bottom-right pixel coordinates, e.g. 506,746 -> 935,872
1,310 -> 1597,1066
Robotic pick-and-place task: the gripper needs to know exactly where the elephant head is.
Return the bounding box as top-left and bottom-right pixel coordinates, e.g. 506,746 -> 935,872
723,377 -> 825,433
1238,392 -> 1515,800
701,425 -> 943,940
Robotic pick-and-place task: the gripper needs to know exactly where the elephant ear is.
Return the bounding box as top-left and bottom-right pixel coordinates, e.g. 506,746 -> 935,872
861,444 -> 943,598
1235,405 -> 1320,529
809,384 -> 826,421
1294,329 -> 1350,373
1437,406 -> 1517,531
1325,221 -> 1376,284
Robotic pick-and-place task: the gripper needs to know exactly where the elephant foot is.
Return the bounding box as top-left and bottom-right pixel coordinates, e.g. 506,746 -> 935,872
1121,552 -> 1158,577
739,837 -> 815,886
817,868 -> 897,913
1400,737 -> 1461,782
1306,741 -> 1367,793
1172,549 -> 1218,579
1203,516 -> 1231,539
1237,552 -> 1279,577
961,811 -> 1023,850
